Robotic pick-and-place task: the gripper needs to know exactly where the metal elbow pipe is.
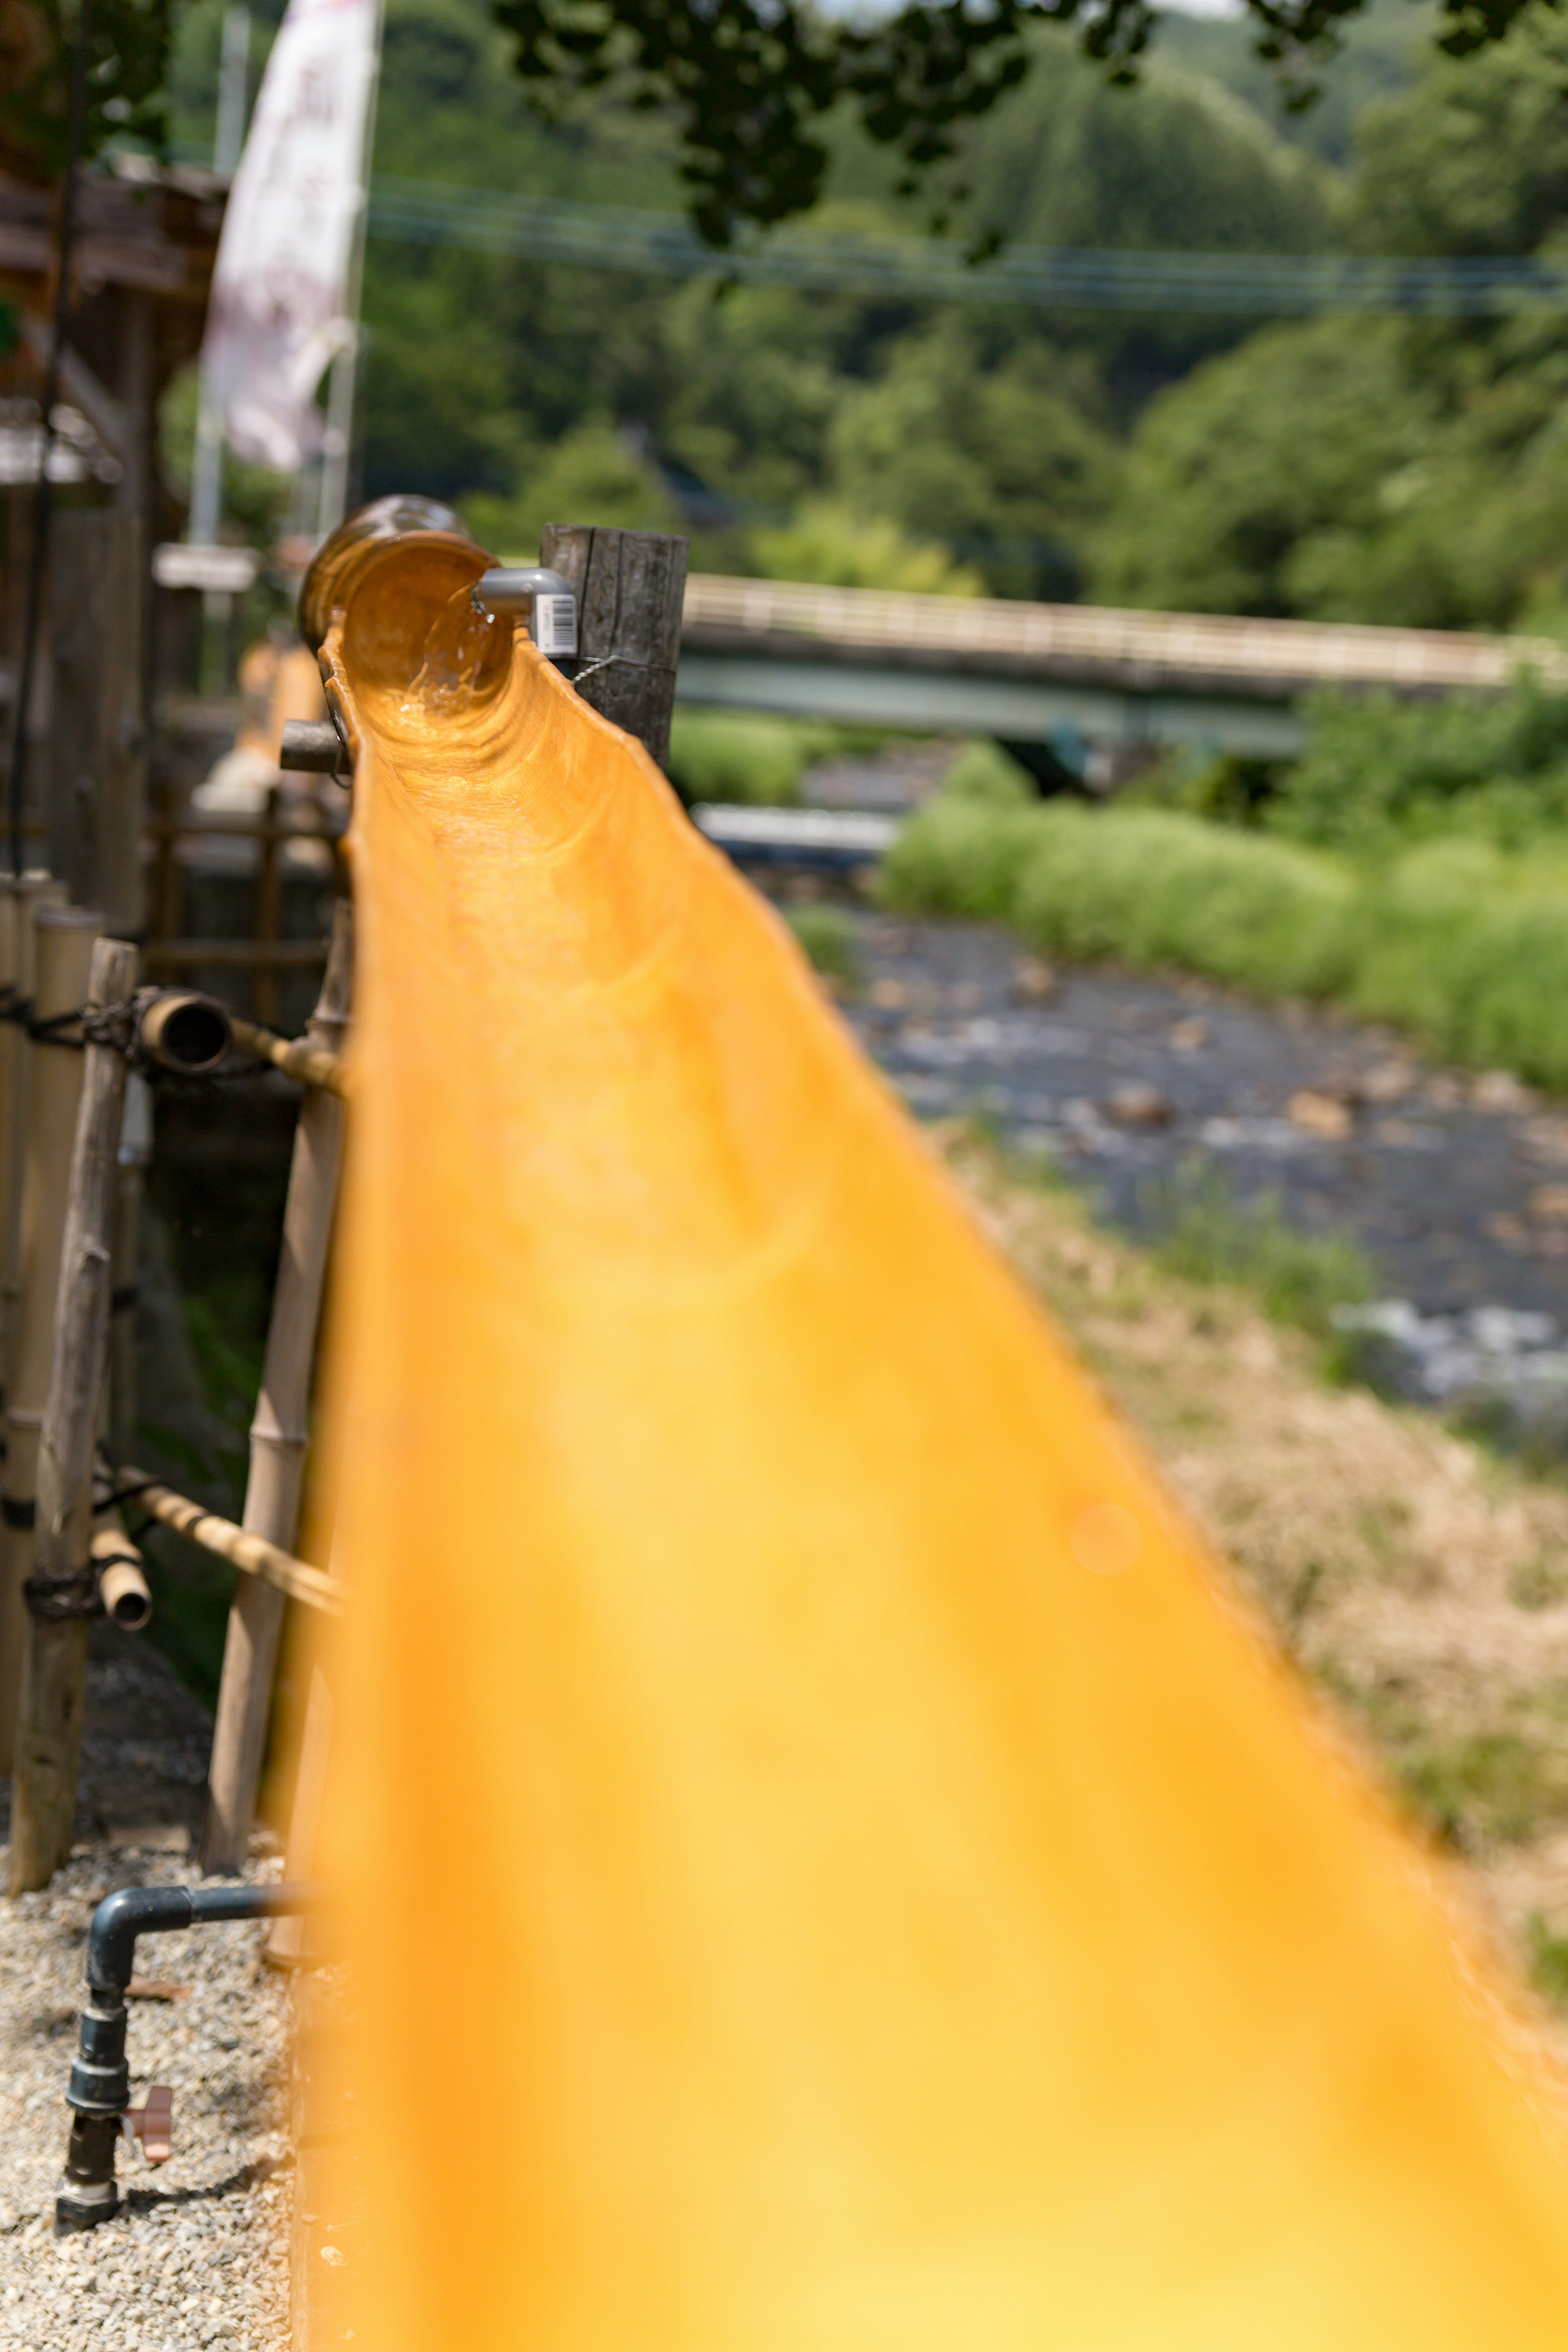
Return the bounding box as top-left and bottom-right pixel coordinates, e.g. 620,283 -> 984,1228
474,566 -> 578,661
58,1881 -> 321,2234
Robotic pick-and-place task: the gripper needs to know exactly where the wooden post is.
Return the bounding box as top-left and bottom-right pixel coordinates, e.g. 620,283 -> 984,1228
200,899 -> 354,1874
538,526 -> 688,769
0,906 -> 100,1772
0,875 -> 66,1402
47,509 -> 148,938
8,936 -> 138,1893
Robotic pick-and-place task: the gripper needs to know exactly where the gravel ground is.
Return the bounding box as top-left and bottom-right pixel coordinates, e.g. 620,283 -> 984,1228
0,1632 -> 290,2352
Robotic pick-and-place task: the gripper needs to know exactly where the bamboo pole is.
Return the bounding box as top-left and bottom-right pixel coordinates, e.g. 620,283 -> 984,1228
91,1519 -> 152,1630
200,900 -> 354,1873
9,936 -> 138,1893
0,905 -> 101,1773
268,1659 -> 335,1969
116,1470 -> 345,1616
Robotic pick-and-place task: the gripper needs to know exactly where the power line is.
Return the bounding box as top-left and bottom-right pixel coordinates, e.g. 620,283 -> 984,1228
365,176 -> 1568,316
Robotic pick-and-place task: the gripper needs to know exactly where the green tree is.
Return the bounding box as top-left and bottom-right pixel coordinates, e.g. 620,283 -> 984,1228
1093,316 -> 1435,616
1,0 -> 172,180
461,421 -> 681,556
829,324 -> 1115,597
493,0 -> 1556,249
1092,13 -> 1568,629
1350,14 -> 1568,256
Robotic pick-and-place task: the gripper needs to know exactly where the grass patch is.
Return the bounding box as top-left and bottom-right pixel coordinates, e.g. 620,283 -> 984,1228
882,796 -> 1568,1091
1396,1731 -> 1568,1855
1510,1555 -> 1568,1611
1145,1162 -> 1376,1343
784,902 -> 862,989
668,713 -> 900,808
1527,1915 -> 1568,2009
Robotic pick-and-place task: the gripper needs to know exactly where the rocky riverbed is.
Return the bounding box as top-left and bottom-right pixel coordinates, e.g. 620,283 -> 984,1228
827,904 -> 1568,1440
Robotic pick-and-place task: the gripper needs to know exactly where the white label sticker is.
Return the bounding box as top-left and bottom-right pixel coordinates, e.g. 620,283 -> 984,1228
533,593 -> 577,657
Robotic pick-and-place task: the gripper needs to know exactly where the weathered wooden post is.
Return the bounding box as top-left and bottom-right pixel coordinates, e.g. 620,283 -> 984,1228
539,525 -> 688,768
0,905 -> 101,1772
0,875 -> 67,1399
9,935 -> 138,1892
200,900 -> 354,1874
47,510 -> 148,940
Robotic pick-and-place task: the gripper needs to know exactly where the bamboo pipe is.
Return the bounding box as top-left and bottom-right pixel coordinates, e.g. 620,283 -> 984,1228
91,1523 -> 151,1631
11,938 -> 140,1892
0,906 -> 101,1773
228,1012 -> 345,1097
118,1469 -> 345,1616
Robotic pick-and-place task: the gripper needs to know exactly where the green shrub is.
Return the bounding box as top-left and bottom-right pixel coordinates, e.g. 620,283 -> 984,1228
1343,840 -> 1568,1087
884,799 -> 1353,998
880,793 -> 1046,923
883,793 -> 1568,1090
938,740 -> 1036,807
783,902 -> 861,988
667,712 -> 817,806
1270,677 -> 1568,858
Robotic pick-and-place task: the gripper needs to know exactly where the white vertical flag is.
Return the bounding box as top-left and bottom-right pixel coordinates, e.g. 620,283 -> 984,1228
201,0 -> 380,474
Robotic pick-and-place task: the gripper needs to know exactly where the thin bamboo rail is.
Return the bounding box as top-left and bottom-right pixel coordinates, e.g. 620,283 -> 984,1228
120,1469 -> 345,1616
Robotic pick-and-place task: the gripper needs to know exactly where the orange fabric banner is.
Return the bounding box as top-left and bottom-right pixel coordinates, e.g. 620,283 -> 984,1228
316,522 -> 1568,2350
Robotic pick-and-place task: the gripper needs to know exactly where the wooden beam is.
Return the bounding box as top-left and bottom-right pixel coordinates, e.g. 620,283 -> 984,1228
200,900 -> 354,1875
9,936 -> 138,1893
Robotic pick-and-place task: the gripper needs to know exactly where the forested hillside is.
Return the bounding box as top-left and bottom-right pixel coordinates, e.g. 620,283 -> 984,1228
163,0 -> 1568,631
